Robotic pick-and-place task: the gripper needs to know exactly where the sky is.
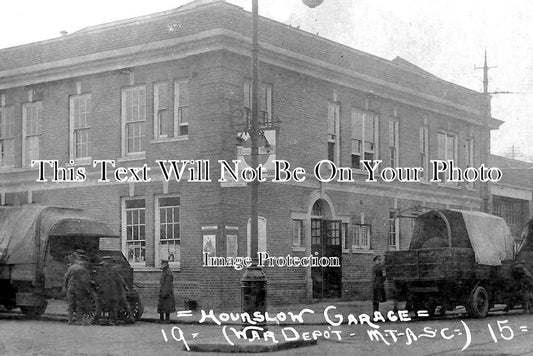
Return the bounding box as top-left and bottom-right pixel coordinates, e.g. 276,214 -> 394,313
1,0 -> 532,162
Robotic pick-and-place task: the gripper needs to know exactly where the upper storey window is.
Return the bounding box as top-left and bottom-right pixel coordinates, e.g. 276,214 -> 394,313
154,80 -> 189,140
122,86 -> 146,156
22,102 -> 42,167
327,101 -> 340,164
351,108 -> 378,169
69,94 -> 91,161
0,105 -> 14,168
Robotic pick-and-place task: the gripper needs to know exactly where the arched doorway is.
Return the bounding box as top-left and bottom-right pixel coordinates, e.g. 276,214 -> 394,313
311,199 -> 342,299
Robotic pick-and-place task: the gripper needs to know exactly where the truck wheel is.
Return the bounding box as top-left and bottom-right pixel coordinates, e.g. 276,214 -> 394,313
468,286 -> 489,318
82,290 -> 98,324
20,300 -> 48,318
129,293 -> 144,321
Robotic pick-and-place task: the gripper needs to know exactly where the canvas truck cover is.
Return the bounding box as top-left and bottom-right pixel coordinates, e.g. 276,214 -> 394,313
409,209 -> 514,266
0,206 -> 117,266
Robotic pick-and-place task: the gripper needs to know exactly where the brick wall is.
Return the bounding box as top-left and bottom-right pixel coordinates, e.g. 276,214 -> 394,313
0,25 -> 492,310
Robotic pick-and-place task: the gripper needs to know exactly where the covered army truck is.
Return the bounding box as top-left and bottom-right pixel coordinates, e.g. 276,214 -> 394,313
385,209 -> 525,318
0,205 -> 143,320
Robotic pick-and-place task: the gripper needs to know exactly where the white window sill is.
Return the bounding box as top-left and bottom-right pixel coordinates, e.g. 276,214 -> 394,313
132,265 -> 181,272
292,247 -> 305,252
351,248 -> 374,254
437,183 -> 461,189
150,136 -> 189,144
22,165 -> 39,170
0,166 -> 37,173
68,158 -> 92,166
118,154 -> 146,163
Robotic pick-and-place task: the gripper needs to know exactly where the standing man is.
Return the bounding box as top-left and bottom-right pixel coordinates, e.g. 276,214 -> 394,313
372,255 -> 386,313
512,260 -> 533,313
63,252 -> 91,325
158,259 -> 176,323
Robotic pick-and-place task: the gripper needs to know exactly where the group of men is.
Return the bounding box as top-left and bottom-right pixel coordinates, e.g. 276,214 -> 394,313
64,250 -> 176,325
63,250 -> 131,325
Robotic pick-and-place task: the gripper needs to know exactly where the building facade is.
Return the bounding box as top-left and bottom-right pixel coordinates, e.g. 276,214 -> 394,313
0,0 -> 503,308
489,155 -> 533,244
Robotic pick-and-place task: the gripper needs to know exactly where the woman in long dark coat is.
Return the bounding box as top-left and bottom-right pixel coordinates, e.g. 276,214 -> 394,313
372,255 -> 386,312
158,260 -> 176,323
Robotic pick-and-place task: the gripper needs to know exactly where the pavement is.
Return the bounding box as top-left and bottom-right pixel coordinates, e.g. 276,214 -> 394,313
12,299 -> 518,353
42,298 -> 397,352
43,298 -> 406,325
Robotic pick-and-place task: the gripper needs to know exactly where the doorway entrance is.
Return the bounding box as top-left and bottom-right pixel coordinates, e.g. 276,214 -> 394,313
310,199 -> 342,299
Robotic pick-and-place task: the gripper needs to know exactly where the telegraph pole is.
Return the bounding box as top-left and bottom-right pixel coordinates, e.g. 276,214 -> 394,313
475,51 -> 494,213
240,0 -> 325,334
240,0 -> 267,335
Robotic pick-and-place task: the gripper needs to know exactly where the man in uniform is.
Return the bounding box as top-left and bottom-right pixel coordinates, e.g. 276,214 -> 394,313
158,259 -> 176,323
372,255 -> 386,313
513,260 -> 533,313
63,251 -> 91,325
94,256 -> 132,325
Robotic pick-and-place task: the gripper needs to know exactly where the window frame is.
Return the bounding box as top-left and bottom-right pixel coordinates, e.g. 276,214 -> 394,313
121,86 -> 146,157
121,198 -> 146,267
389,118 -> 399,168
352,223 -> 371,250
22,102 -> 42,168
153,82 -> 171,140
175,79 -> 189,137
388,212 -> 400,250
327,101 -> 340,164
69,94 -> 91,162
437,131 -> 458,161
292,219 -> 305,249
0,106 -> 15,169
419,126 -> 429,182
351,107 -> 379,170
436,131 -> 458,184
465,137 -> 474,189
155,195 -> 181,268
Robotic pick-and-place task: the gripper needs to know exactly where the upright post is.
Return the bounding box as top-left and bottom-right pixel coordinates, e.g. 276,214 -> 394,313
241,0 -> 267,335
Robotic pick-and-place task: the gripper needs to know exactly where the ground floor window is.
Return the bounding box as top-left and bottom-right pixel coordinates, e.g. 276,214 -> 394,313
292,219 -> 304,248
123,199 -> 146,264
157,196 -> 181,265
353,224 -> 371,249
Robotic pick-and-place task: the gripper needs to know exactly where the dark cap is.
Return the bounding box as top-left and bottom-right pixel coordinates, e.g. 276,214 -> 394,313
373,255 -> 381,262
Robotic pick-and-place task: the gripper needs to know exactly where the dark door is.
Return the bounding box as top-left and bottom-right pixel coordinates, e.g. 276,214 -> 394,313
311,219 -> 342,299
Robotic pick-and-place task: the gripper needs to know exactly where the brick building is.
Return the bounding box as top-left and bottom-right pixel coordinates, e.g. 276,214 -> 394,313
0,0 -> 503,308
489,155 -> 533,243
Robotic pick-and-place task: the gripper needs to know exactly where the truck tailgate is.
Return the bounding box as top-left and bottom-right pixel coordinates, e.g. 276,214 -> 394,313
385,248 -> 476,281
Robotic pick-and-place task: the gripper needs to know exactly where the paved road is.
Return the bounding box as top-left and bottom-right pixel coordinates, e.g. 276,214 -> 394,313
2,311 -> 533,355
